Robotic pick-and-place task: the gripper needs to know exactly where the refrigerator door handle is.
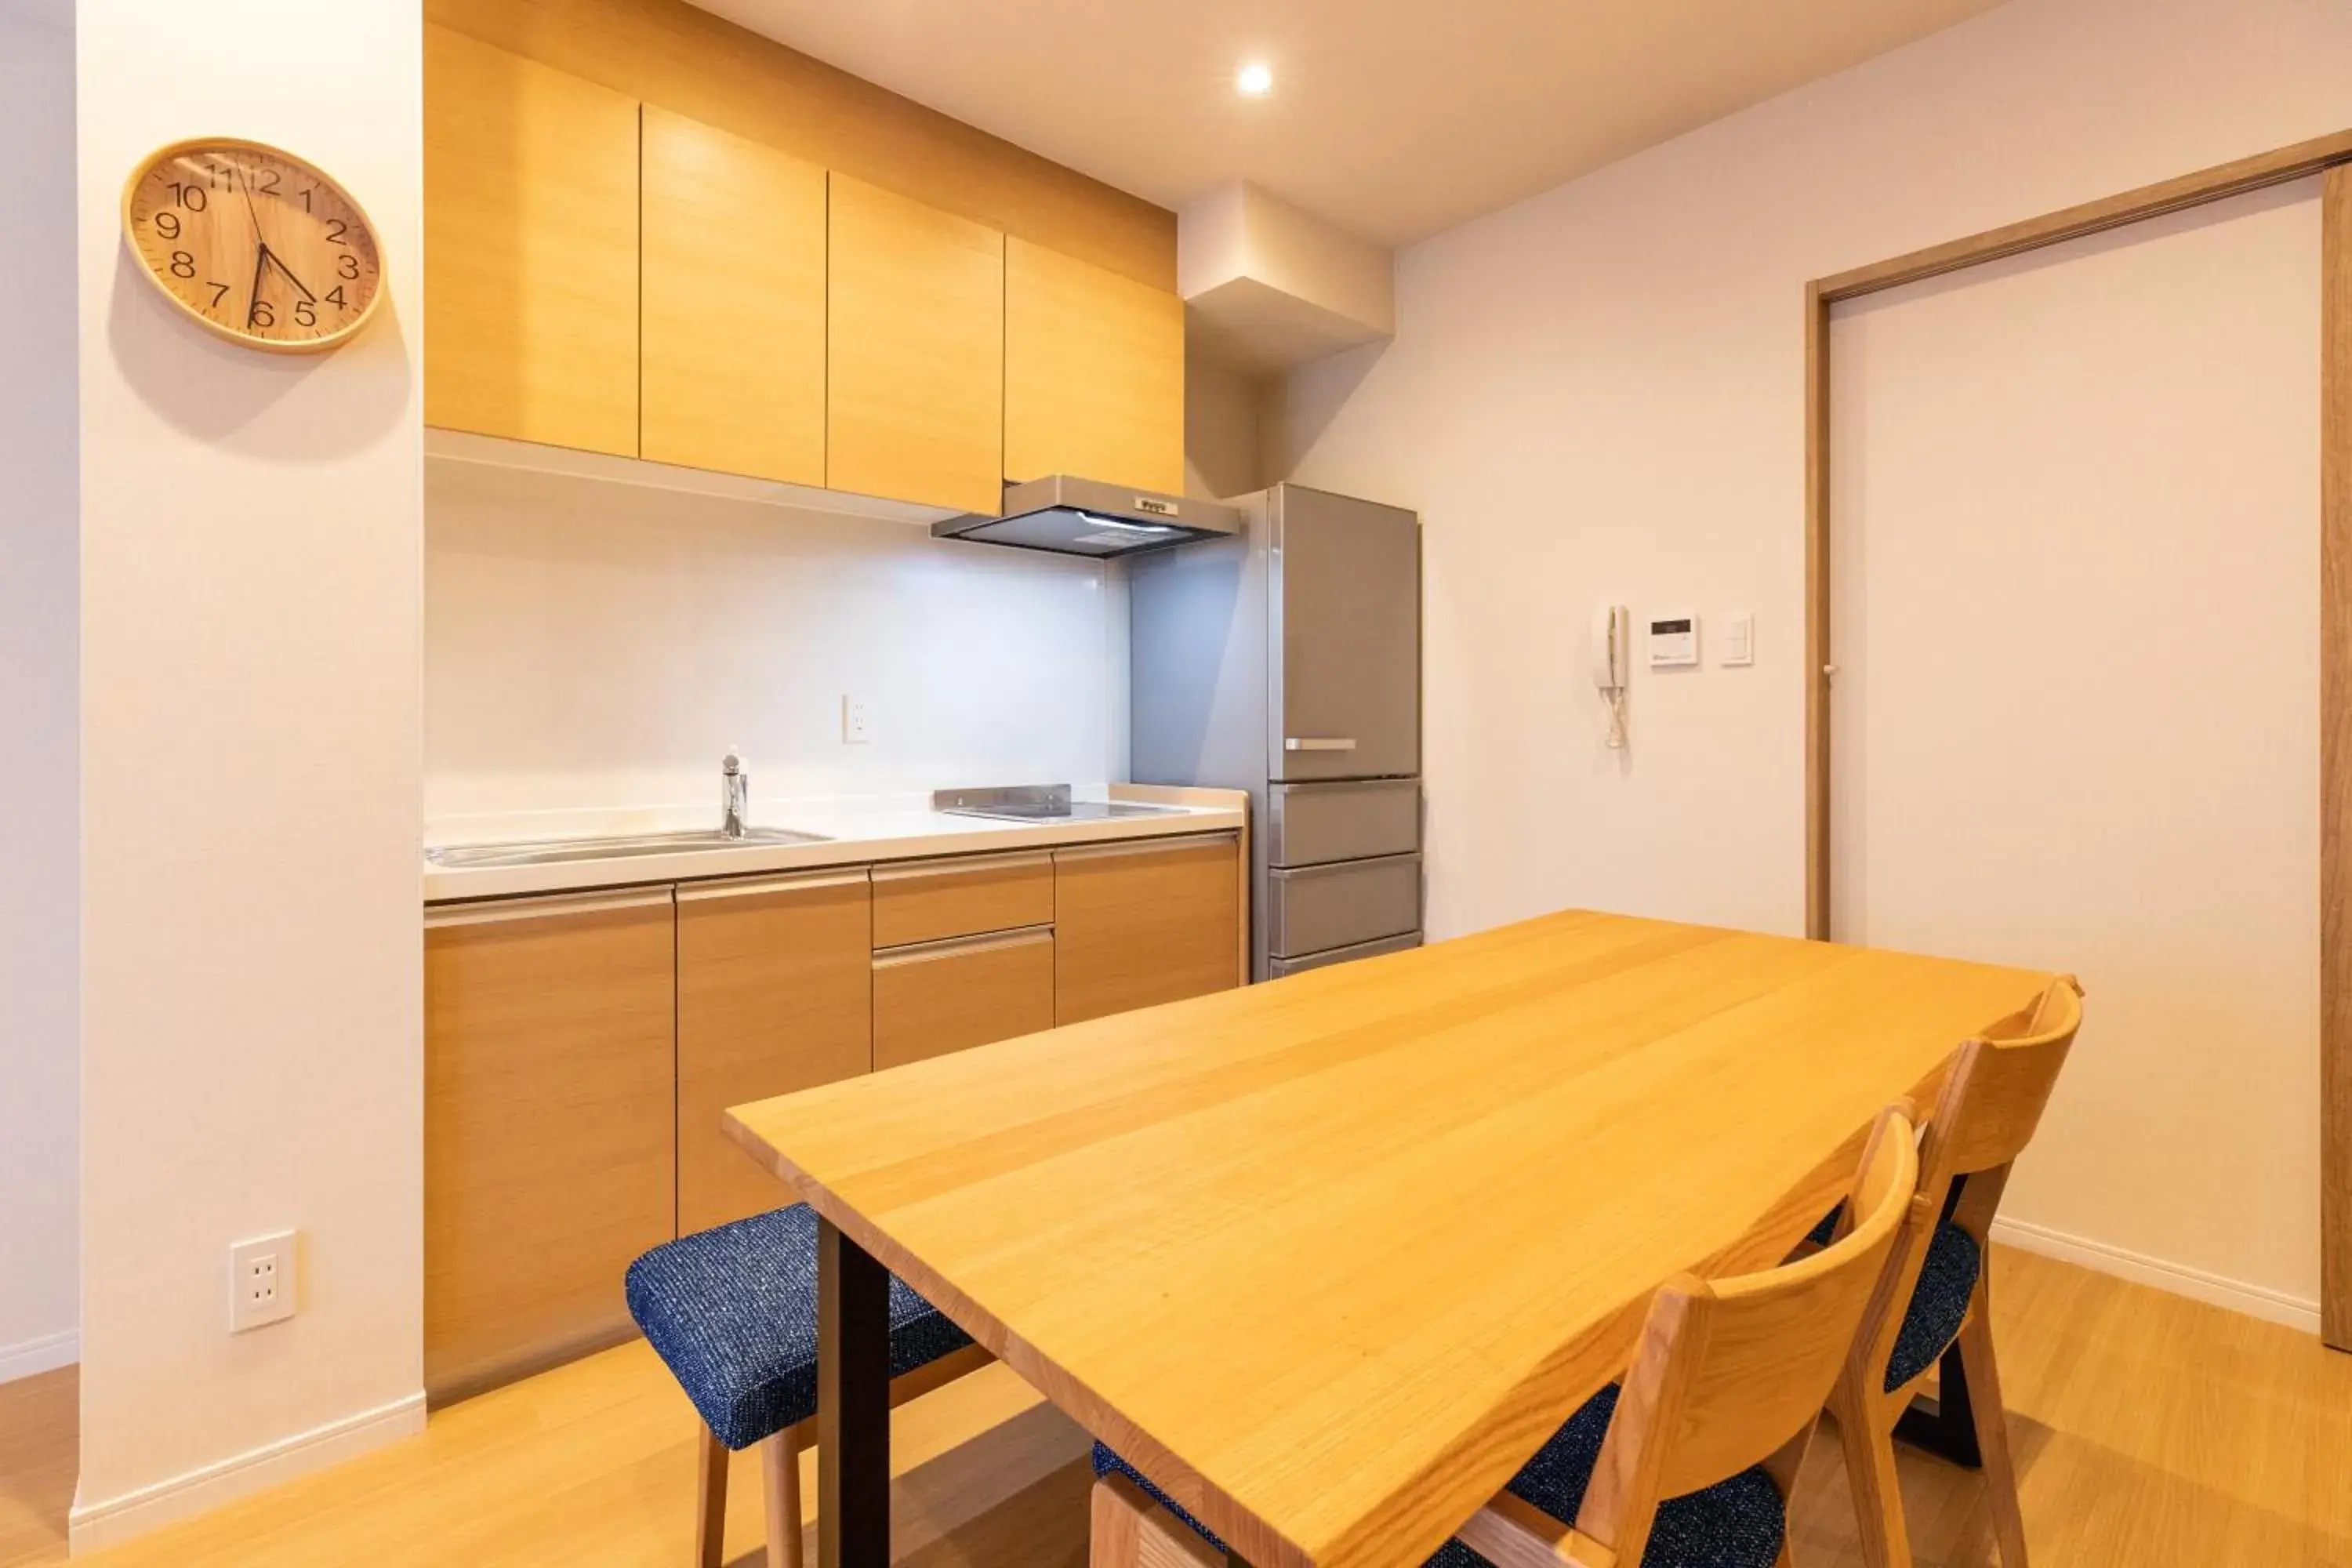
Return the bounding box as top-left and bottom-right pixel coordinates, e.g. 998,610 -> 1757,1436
1284,736 -> 1359,752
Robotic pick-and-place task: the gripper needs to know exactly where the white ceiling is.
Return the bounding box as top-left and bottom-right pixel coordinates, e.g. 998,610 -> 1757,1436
691,0 -> 2013,249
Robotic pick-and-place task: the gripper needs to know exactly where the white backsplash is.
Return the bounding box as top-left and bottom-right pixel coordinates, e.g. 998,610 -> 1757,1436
425,458 -> 1129,840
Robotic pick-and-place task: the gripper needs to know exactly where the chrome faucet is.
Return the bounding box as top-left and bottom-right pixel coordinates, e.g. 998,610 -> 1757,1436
720,751 -> 748,840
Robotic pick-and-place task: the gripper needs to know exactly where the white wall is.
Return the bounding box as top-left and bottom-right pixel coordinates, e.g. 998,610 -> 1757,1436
426,462 -> 1127,837
0,0 -> 81,1385
74,0 -> 423,1547
1833,184 -> 2323,1319
1265,0 -> 2352,1319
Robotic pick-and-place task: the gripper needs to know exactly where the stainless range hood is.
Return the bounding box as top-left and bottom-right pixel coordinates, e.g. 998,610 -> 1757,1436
934,476 -> 1242,558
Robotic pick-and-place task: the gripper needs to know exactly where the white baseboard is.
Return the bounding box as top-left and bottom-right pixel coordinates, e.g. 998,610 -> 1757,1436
68,1388 -> 425,1554
0,1328 -> 78,1384
1991,1215 -> 2321,1335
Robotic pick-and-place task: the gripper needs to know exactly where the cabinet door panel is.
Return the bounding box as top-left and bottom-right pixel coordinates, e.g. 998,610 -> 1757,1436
424,26 -> 639,456
1005,237 -> 1184,494
677,871 -> 872,1234
641,109 -> 826,485
873,929 -> 1055,1070
1054,835 -> 1242,1025
425,891 -> 677,1403
827,175 -> 1004,514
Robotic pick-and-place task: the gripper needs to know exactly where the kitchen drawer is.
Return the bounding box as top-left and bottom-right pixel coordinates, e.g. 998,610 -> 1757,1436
1266,779 -> 1420,868
872,850 -> 1054,949
873,927 -> 1055,1070
1265,852 -> 1421,960
1267,931 -> 1423,978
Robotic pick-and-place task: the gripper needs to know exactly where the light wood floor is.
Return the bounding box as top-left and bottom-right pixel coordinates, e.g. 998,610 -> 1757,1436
0,1369 -> 73,1568
2,1246 -> 2347,1567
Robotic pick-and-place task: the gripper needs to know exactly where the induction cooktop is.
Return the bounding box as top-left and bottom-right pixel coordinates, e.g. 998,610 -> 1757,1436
932,785 -> 1182,823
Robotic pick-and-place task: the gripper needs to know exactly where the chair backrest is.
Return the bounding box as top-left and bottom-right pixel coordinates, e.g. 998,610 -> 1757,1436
1938,975 -> 2083,1181
1566,1105 -> 1921,1563
1848,975 -> 2082,1402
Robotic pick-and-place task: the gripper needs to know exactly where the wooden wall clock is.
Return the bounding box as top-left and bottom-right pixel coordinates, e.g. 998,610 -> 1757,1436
122,138 -> 386,354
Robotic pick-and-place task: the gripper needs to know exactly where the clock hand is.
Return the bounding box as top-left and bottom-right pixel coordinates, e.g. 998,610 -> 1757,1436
261,245 -> 318,303
234,157 -> 270,252
245,238 -> 268,329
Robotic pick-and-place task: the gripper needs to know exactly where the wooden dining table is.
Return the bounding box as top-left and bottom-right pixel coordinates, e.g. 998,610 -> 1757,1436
725,909 -> 2052,1568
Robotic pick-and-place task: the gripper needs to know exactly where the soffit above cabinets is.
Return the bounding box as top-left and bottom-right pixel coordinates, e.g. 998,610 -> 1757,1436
1180,183 -> 1393,376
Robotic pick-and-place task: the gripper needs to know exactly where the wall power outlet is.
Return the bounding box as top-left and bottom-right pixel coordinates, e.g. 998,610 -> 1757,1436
229,1230 -> 298,1333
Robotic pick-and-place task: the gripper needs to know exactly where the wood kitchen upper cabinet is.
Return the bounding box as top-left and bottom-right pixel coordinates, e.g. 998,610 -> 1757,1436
826,175 -> 1005,514
676,870 -> 873,1235
1004,237 -> 1185,495
425,889 -> 677,1404
641,109 -> 827,485
424,26 -> 641,456
1054,835 -> 1243,1025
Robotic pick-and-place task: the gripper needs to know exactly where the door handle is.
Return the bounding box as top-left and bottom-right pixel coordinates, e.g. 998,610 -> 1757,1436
1284,737 -> 1358,752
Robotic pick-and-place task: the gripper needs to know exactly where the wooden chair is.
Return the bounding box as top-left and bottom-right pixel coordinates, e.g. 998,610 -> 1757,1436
1091,1104 -> 1926,1568
624,1203 -> 992,1568
1824,977 -> 2083,1568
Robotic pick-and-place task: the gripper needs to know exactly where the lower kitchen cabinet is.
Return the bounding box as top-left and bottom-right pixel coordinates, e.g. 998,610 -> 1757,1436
676,869 -> 873,1235
1054,834 -> 1243,1024
873,927 -> 1056,1069
423,828 -> 1238,1399
424,888 -> 678,1404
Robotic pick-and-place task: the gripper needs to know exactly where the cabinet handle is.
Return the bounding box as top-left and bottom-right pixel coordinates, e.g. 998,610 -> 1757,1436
870,850 -> 1051,884
677,867 -> 869,902
1054,830 -> 1240,864
1284,737 -> 1358,752
872,925 -> 1054,966
425,887 -> 674,927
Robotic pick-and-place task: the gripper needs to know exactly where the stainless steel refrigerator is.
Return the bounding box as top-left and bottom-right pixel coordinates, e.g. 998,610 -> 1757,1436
1129,483 -> 1422,981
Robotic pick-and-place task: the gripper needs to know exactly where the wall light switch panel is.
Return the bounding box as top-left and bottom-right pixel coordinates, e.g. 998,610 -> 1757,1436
229,1230 -> 297,1333
1721,611 -> 1755,667
841,695 -> 872,745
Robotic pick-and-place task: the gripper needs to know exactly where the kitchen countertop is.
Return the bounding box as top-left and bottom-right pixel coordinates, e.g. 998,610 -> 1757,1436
423,786 -> 1247,905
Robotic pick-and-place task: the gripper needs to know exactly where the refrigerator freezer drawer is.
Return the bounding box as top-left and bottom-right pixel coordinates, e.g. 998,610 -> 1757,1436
1266,779 -> 1421,868
1267,931 -> 1423,978
1265,853 -> 1422,959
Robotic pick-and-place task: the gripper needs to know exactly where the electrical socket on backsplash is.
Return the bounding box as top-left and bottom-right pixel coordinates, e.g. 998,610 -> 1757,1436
841,694 -> 873,744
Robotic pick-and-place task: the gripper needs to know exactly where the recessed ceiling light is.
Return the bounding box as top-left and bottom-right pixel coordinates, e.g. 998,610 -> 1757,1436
1236,61 -> 1273,97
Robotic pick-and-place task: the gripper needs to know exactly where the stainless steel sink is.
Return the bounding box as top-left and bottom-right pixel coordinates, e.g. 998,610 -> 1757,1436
424,826 -> 832,869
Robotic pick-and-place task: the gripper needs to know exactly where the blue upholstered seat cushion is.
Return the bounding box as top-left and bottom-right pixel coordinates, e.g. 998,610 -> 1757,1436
1092,1384 -> 1784,1568
625,1203 -> 971,1450
1800,1203 -> 1984,1394
1884,1221 -> 1981,1392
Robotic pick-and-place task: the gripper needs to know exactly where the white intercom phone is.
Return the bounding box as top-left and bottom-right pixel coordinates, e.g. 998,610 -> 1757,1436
1592,604 -> 1630,748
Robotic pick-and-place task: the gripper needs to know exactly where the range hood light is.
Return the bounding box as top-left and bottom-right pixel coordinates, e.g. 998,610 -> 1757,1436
1075,512 -> 1178,535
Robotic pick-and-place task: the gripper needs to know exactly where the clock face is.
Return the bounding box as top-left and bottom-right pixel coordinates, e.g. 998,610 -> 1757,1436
122,140 -> 385,354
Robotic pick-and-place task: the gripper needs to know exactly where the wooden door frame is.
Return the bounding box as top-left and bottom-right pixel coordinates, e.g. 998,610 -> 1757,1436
1800,129 -> 2352,1346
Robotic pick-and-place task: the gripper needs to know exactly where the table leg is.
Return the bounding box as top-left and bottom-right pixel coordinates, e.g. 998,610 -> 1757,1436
818,1217 -> 891,1567
1891,1341 -> 1983,1469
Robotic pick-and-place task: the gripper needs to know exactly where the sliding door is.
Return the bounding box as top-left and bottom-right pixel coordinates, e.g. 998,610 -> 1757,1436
1828,180 -> 2322,1319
